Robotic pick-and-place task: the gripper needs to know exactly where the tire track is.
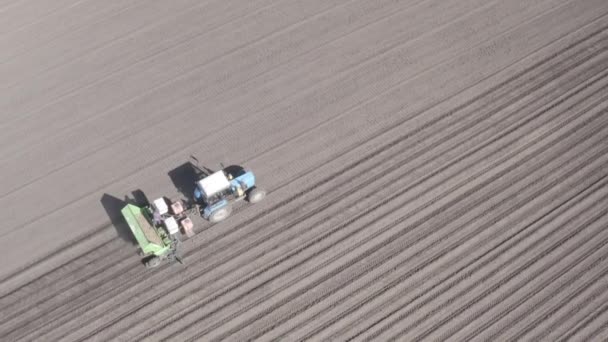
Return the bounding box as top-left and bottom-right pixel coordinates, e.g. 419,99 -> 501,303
3,18 -> 604,340
391,205 -> 608,342
0,223 -> 113,296
0,0 -> 356,133
564,304 -> 608,342
1,0 -> 570,217
553,302 -> 608,341
0,0 -> 229,70
1,0 -> 150,66
57,70 -> 568,342
4,8 -> 608,340
76,41 -> 608,341
5,12 -> 600,310
523,267 -> 608,340
159,48 -> 608,341
0,257 -> 145,339
186,83 -> 608,342
320,174 -> 608,341
221,108 -> 608,342
485,251 -> 608,340
0,238 -> 128,313
0,0 -> 496,196
353,172 -> 608,341
445,216 -> 608,341
1,0 -> 294,117
0,0 -> 85,37
1,0 -> 490,332
0,0 -> 435,163
518,285 -> 608,341
4,13 -> 604,322
262,151 -> 608,341
1,0 -> 600,276
352,111 -> 608,340
0,0 -> 548,288
4,5 -> 599,342
389,183 -> 608,341
0,0 -> 432,191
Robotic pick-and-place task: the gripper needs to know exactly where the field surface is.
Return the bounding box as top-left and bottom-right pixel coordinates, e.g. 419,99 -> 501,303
2,0 -> 608,341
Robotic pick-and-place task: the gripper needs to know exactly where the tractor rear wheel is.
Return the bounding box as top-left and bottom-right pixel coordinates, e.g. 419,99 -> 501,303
144,256 -> 161,268
209,205 -> 232,223
247,188 -> 266,203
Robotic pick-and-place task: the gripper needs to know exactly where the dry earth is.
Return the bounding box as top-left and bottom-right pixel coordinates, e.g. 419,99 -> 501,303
1,0 -> 608,341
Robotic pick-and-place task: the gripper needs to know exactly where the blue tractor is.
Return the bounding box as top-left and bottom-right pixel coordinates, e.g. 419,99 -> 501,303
191,161 -> 266,223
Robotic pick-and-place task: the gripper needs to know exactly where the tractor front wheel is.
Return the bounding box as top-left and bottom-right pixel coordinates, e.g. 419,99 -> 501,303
247,188 -> 266,204
209,205 -> 232,223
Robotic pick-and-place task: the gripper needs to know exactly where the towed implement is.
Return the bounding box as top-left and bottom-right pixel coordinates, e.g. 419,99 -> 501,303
121,197 -> 193,268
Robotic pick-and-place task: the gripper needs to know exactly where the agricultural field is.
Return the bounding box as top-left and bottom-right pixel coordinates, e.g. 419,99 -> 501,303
1,0 -> 608,340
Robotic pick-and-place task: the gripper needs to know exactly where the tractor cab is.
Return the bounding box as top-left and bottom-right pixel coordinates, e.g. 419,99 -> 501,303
194,170 -> 231,203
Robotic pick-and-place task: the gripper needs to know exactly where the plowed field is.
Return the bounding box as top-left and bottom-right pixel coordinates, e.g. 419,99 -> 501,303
2,0 -> 608,341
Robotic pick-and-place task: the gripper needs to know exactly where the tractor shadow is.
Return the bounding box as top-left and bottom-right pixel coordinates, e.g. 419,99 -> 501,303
101,191 -> 149,245
168,161 -> 213,204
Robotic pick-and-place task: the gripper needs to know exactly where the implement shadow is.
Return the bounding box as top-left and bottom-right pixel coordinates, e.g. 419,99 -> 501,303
100,193 -> 140,245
